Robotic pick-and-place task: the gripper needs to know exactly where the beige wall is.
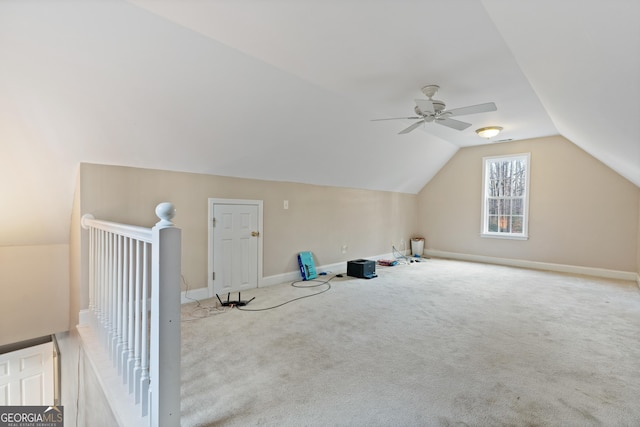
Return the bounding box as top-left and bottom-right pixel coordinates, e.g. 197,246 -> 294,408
417,135 -> 639,272
0,244 -> 69,346
0,170 -> 78,346
71,163 -> 418,320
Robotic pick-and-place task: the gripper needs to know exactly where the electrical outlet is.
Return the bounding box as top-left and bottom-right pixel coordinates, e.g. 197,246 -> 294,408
400,239 -> 405,248
341,244 -> 348,254
283,200 -> 289,209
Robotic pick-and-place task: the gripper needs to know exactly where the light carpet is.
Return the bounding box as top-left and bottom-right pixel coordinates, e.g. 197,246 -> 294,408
180,258 -> 640,426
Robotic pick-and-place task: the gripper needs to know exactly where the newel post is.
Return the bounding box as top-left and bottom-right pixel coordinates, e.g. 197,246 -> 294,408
149,202 -> 181,427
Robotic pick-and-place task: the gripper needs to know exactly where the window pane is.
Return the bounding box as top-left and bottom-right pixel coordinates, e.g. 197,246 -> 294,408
498,216 -> 509,232
488,179 -> 499,197
499,199 -> 511,215
488,216 -> 498,232
488,199 -> 498,215
512,198 -> 523,215
512,176 -> 521,196
511,216 -> 523,233
513,160 -> 526,196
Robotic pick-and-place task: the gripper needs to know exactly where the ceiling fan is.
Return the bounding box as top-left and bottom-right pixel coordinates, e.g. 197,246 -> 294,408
372,85 -> 497,134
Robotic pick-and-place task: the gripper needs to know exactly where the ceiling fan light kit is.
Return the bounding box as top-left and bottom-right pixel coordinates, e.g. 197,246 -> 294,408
372,84 -> 497,135
421,84 -> 440,99
475,126 -> 503,139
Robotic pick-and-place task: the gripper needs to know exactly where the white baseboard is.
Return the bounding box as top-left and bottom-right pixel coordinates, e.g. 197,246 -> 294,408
260,252 -> 403,287
261,261 -> 346,287
183,255 -> 390,300
424,249 -> 637,282
78,309 -> 91,326
261,271 -> 308,288
181,286 -> 210,304
637,273 -> 640,289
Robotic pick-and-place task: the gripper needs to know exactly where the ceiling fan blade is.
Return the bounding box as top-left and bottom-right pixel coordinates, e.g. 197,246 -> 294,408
371,116 -> 421,121
415,99 -> 434,114
399,120 -> 426,134
435,117 -> 472,131
446,102 -> 497,117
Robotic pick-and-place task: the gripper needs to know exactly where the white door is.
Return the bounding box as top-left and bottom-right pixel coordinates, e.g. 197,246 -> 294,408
209,200 -> 262,296
0,341 -> 54,405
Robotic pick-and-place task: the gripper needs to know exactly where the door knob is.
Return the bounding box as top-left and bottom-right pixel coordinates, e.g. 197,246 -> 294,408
251,231 -> 260,237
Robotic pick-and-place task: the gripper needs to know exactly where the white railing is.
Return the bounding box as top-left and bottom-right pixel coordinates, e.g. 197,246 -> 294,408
81,203 -> 181,427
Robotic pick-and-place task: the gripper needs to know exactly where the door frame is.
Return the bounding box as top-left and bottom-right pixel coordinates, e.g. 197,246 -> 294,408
208,198 -> 263,297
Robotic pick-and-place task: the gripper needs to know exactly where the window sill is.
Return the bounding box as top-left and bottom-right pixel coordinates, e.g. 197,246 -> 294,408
481,233 -> 529,241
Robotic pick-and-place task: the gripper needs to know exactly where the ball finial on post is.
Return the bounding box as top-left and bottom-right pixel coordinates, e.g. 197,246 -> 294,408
155,202 -> 176,227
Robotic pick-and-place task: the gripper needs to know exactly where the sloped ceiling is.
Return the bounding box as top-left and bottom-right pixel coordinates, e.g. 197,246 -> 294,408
0,0 -> 638,247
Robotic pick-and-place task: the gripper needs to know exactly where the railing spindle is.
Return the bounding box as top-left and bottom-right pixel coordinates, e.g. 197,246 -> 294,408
119,236 -> 129,377
138,242 -> 150,410
99,229 -> 107,343
125,237 -> 135,385
115,234 -> 124,371
132,239 -> 142,397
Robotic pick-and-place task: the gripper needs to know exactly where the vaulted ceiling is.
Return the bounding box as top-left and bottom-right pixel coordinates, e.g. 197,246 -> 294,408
1,0 -> 638,246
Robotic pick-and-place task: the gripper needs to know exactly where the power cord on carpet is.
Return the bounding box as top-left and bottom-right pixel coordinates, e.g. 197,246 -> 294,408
181,274 -> 339,318
235,276 -> 337,312
392,245 -> 412,264
181,275 -> 230,322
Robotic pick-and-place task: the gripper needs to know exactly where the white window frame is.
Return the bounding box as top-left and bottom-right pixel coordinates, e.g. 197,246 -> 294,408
481,153 -> 530,240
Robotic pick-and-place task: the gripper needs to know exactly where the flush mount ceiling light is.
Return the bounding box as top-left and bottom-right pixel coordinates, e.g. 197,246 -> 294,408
476,126 -> 503,138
